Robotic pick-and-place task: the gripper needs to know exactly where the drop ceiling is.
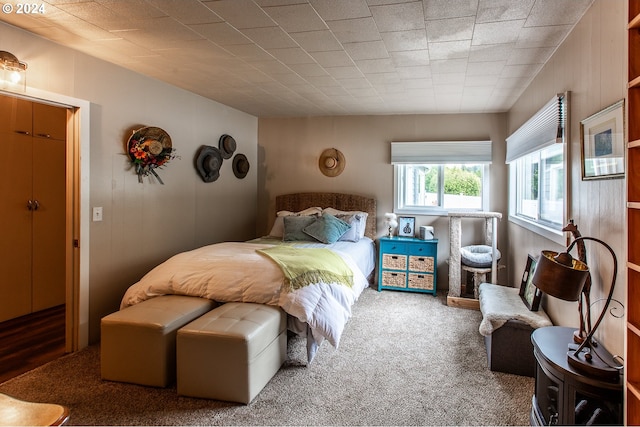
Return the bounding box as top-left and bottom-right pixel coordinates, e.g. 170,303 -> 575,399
0,0 -> 593,117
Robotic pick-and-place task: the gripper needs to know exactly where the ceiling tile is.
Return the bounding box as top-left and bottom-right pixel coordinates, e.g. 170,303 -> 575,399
287,63 -> 329,77
425,16 -> 475,42
355,58 -> 396,73
190,22 -> 252,45
472,20 -> 526,45
241,26 -> 298,49
290,30 -> 342,52
325,66 -> 364,79
146,0 -> 223,25
55,1 -> 137,31
267,47 -> 315,64
468,43 -> 514,62
396,65 -> 431,79
343,40 -> 389,61
466,61 -> 505,76
326,17 -> 380,43
423,0 -> 479,20
370,1 -> 425,32
310,50 -> 355,67
337,77 -> 372,89
223,43 -> 274,62
430,58 -> 468,73
97,0 -> 167,19
464,74 -> 499,86
380,29 -> 429,52
525,0 -> 594,27
310,0 -> 371,21
428,40 -> 471,60
202,0 -> 276,28
390,50 -> 430,67
433,72 -> 465,86
476,0 -> 535,23
263,3 -> 327,32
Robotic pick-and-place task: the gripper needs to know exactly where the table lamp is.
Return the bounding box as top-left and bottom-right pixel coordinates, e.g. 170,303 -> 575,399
531,236 -> 621,382
384,213 -> 398,238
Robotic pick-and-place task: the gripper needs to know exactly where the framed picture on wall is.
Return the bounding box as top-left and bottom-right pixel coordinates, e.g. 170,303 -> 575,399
581,99 -> 625,180
397,216 -> 415,237
519,254 -> 541,311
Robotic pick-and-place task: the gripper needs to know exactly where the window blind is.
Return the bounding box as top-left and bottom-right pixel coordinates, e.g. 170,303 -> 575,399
390,140 -> 492,164
505,93 -> 567,163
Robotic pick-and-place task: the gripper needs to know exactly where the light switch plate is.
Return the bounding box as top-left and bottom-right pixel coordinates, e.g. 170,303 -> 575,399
93,207 -> 103,222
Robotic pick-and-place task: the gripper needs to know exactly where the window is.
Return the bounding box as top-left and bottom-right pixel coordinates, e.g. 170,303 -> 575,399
391,141 -> 492,215
513,144 -> 564,226
395,163 -> 488,214
507,93 -> 568,240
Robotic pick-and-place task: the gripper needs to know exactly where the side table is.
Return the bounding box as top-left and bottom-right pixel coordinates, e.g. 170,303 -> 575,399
530,326 -> 622,425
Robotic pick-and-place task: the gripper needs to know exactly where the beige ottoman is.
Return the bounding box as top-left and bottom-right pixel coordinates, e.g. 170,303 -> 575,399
177,302 -> 287,404
101,295 -> 216,387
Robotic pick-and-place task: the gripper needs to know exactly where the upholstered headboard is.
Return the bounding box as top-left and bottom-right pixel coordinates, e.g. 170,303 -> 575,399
275,192 -> 377,239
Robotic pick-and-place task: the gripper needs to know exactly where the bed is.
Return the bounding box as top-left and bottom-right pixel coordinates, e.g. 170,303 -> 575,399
120,192 -> 377,362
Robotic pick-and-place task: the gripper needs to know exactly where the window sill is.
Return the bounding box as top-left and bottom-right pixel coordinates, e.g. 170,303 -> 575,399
508,214 -> 564,245
394,207 -> 486,217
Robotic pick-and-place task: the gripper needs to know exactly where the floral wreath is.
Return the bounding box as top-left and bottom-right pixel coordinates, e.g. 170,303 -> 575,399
127,126 -> 176,184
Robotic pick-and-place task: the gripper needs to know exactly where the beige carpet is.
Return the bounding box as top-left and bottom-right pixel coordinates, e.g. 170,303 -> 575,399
0,288 -> 534,426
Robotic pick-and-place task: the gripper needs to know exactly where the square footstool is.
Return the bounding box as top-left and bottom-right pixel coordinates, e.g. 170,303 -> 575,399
177,302 -> 287,404
101,295 -> 216,387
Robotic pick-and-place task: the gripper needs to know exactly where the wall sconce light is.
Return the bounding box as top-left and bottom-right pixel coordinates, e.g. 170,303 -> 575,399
0,50 -> 28,91
319,148 -> 345,177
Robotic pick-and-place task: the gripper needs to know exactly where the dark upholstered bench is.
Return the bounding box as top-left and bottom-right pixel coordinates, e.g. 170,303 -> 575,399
478,283 -> 552,377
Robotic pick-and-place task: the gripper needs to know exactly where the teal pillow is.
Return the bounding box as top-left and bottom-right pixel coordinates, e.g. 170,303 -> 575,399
303,213 -> 351,244
283,215 -> 318,241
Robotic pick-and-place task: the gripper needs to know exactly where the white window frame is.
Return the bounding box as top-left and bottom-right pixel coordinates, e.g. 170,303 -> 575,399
506,93 -> 569,245
391,140 -> 492,215
394,163 -> 491,215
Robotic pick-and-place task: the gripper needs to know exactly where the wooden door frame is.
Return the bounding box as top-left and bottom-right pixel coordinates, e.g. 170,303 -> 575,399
2,88 -> 90,352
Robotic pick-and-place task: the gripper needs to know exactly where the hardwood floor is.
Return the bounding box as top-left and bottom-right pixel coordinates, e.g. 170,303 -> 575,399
0,305 -> 66,384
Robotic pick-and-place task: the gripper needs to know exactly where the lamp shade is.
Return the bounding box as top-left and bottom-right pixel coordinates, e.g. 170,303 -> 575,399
532,250 -> 589,301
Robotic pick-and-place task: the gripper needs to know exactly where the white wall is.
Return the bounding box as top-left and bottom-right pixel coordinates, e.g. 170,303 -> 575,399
1,22 -> 258,343
506,0 -> 626,356
257,113 -> 509,290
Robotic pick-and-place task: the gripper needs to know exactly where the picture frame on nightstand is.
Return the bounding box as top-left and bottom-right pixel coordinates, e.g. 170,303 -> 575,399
397,216 -> 415,237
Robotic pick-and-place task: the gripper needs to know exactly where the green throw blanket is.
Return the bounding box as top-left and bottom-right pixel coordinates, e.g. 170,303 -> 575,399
257,246 -> 354,291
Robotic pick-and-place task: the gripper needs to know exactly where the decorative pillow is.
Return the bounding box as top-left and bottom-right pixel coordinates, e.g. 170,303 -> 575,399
460,245 -> 502,268
269,207 -> 322,238
303,213 -> 351,244
283,215 -> 318,241
335,214 -> 361,242
323,208 -> 368,238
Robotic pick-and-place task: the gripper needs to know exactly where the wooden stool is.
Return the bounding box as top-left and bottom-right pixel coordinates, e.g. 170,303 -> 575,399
0,393 -> 69,426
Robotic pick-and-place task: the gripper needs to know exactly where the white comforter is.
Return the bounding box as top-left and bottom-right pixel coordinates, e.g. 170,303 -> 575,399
121,241 -> 369,360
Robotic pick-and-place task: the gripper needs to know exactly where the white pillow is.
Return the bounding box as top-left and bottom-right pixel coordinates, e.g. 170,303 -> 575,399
268,207 -> 322,238
331,214 -> 361,242
323,208 -> 368,239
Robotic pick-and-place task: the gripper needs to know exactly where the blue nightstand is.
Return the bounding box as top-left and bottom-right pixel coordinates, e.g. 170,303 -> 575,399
378,236 -> 438,295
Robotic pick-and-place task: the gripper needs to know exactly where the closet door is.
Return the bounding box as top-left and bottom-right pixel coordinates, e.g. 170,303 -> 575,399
0,97 -> 34,322
31,103 -> 67,312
